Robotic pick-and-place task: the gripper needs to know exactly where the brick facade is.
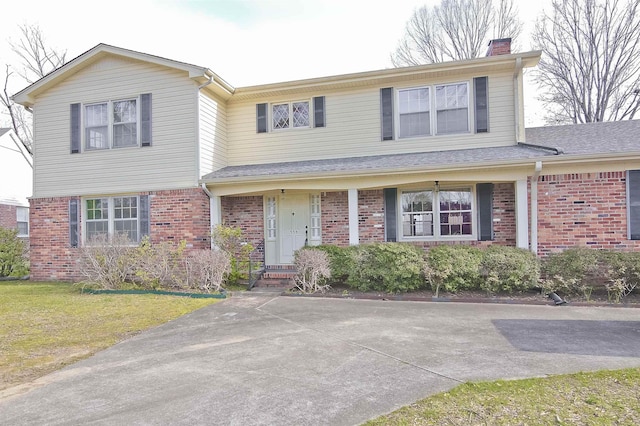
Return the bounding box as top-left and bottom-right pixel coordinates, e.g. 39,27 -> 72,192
321,191 -> 350,246
0,203 -> 18,230
536,171 -> 640,254
29,188 -> 211,281
221,195 -> 265,262
148,189 -> 210,249
358,190 -> 385,243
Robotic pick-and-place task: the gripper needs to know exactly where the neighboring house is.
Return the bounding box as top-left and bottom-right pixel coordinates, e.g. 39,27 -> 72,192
11,40 -> 640,282
0,128 -> 31,241
0,197 -> 29,241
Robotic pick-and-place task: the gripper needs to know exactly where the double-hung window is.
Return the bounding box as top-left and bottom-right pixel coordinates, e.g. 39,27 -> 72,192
435,83 -> 469,134
84,98 -> 139,150
395,82 -> 470,139
401,187 -> 474,239
399,88 -> 430,138
16,207 -> 29,237
85,196 -> 139,243
272,101 -> 310,130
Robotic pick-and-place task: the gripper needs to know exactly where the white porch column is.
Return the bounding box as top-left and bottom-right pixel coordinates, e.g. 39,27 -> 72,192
210,195 -> 222,248
515,179 -> 529,249
348,188 -> 359,245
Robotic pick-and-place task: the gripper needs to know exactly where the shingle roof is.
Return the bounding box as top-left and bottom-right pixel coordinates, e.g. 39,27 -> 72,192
202,120 -> 640,182
525,120 -> 640,155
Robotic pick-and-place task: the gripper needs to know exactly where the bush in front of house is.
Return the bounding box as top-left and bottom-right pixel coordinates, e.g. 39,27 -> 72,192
346,242 -> 426,293
479,246 -> 540,294
212,224 -> 254,286
540,247 -> 603,300
293,247 -> 332,293
0,227 -> 28,277
600,251 -> 640,303
79,234 -> 231,292
312,244 -> 356,284
424,245 -> 483,297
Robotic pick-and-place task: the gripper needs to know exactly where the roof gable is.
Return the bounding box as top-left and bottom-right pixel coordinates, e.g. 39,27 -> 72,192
12,43 -> 234,106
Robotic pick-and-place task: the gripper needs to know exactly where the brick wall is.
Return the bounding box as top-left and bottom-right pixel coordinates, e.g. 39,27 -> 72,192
30,196 -> 81,281
358,190 -> 385,243
149,188 -> 210,249
221,195 -> 265,262
0,203 -> 18,229
536,171 -> 640,254
321,191 -> 350,246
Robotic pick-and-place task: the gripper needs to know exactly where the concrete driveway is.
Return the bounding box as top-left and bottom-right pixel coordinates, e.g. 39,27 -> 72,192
1,296 -> 640,425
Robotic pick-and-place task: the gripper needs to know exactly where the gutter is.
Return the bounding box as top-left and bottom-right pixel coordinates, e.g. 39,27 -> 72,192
517,142 -> 564,155
201,183 -> 219,249
513,57 -> 523,142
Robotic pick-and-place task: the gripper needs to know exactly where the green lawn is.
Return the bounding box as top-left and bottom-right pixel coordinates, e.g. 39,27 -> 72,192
0,281 -> 221,391
365,368 -> 640,425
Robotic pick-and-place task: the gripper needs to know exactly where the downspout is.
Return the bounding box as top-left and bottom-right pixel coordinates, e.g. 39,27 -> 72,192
198,75 -> 215,249
530,161 -> 542,255
513,57 -> 524,142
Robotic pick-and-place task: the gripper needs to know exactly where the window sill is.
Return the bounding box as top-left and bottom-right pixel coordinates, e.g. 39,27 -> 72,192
400,235 -> 476,242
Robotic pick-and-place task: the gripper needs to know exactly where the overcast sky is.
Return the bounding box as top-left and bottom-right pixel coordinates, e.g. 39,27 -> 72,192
0,0 -> 552,201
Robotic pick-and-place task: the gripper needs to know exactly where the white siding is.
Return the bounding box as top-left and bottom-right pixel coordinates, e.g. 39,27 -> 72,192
32,56 -> 200,198
199,92 -> 227,176
226,72 -> 516,166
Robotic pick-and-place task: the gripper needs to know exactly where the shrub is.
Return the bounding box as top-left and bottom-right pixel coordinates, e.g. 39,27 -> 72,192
602,251 -> 640,303
78,234 -> 137,289
133,238 -> 187,290
480,246 -> 540,294
541,248 -> 602,299
293,248 -> 332,293
312,244 -> 355,284
212,224 -> 254,285
346,243 -> 426,293
0,227 -> 28,277
424,245 -> 483,297
184,249 -> 231,293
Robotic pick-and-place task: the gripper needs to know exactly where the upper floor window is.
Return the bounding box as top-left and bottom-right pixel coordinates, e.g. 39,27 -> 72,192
85,99 -> 138,150
16,207 -> 29,237
272,101 -> 310,130
435,83 -> 469,135
256,96 -> 325,133
383,79 -> 486,141
71,93 -> 151,154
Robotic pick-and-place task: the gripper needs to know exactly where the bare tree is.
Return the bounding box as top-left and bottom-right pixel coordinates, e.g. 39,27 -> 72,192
391,0 -> 523,66
0,24 -> 66,156
533,0 -> 640,124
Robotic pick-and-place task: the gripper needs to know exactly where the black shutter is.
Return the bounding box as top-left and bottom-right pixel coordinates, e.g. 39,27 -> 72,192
477,183 -> 494,241
380,88 -> 394,141
313,96 -> 325,128
139,195 -> 150,241
70,103 -> 81,153
256,103 -> 268,133
69,198 -> 79,247
474,77 -> 488,133
384,188 -> 397,242
141,93 -> 152,147
628,170 -> 640,239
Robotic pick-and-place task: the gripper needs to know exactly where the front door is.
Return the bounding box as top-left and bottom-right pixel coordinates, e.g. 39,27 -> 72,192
278,193 -> 309,264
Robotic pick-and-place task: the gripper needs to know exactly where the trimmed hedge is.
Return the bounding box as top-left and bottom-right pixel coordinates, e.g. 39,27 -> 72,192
424,245 -> 482,297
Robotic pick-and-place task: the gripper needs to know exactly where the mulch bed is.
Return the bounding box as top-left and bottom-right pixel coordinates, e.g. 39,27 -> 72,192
284,284 -> 640,307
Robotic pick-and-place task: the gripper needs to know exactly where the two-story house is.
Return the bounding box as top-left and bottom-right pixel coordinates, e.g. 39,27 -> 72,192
12,40 -> 640,281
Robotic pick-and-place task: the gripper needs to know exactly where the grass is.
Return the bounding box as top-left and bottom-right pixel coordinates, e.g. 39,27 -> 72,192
365,368 -> 640,425
0,281 -> 221,391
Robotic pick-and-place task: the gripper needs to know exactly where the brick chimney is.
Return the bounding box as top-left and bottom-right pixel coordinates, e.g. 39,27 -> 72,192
486,38 -> 512,56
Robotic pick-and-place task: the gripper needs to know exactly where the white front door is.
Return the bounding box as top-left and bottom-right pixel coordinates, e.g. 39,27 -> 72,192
278,193 -> 309,264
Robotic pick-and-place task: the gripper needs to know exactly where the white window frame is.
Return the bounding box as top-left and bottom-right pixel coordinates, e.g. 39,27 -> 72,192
83,97 -> 140,151
399,186 -> 476,241
266,196 -> 277,241
16,207 -> 29,237
83,196 -> 140,244
271,100 -> 311,131
309,193 -> 322,243
395,81 -> 471,139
